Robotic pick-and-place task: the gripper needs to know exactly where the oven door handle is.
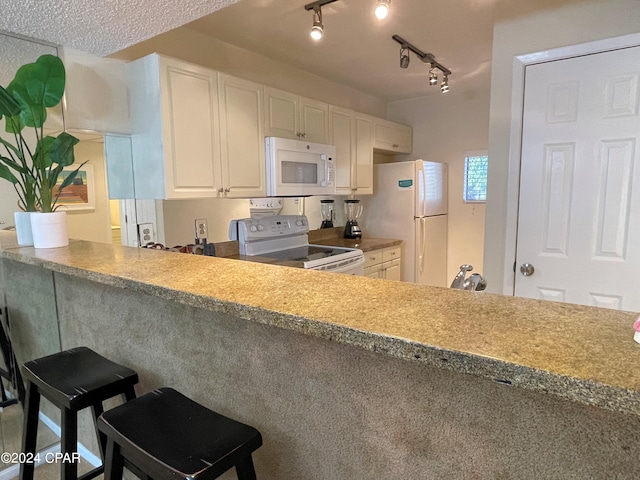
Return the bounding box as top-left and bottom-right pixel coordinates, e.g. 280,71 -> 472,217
313,256 -> 365,275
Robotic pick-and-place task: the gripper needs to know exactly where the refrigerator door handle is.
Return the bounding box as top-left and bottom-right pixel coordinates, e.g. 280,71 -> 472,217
418,217 -> 426,273
418,164 -> 427,217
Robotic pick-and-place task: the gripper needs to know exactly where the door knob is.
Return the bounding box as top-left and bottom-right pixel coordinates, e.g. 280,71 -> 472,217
520,263 -> 535,276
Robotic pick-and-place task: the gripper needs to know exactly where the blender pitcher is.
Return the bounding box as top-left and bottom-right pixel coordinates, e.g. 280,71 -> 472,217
343,199 -> 363,239
320,200 -> 334,229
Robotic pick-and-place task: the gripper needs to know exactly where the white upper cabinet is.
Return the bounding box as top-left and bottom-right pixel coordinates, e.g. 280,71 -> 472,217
329,106 -> 373,195
373,118 -> 412,154
218,74 -> 266,198
264,86 -> 329,144
129,54 -> 221,199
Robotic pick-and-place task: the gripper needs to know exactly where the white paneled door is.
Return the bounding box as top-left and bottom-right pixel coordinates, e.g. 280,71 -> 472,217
516,46 -> 640,311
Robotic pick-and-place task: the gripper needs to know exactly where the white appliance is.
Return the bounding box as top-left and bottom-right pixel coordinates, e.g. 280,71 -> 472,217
265,137 -> 336,197
360,160 -> 448,286
229,215 -> 364,275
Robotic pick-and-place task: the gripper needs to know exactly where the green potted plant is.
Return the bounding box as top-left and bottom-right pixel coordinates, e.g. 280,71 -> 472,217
0,54 -> 84,248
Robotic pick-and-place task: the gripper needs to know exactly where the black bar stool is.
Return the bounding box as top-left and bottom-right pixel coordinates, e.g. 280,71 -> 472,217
98,387 -> 263,480
20,347 -> 138,480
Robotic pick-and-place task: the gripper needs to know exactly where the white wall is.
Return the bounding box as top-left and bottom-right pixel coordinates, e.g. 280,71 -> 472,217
387,85 -> 490,284
484,0 -> 640,294
64,140 -> 113,244
110,27 -> 386,118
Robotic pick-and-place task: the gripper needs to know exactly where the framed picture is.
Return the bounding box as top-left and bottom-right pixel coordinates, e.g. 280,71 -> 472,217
53,164 -> 96,211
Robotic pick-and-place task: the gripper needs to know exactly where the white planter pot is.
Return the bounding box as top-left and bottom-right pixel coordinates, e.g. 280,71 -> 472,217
30,211 -> 69,249
14,211 -> 34,246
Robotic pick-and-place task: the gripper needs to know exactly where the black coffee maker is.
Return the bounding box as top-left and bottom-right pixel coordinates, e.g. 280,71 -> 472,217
343,199 -> 363,239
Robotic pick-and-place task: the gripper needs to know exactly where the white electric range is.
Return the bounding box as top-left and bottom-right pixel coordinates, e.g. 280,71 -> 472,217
229,215 -> 364,275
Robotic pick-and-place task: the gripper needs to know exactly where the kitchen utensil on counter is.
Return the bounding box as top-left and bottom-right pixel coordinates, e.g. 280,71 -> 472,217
320,200 -> 335,229
344,199 -> 363,239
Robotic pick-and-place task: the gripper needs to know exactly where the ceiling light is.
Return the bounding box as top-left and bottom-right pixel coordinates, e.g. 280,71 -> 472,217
392,35 -> 452,93
305,0 -> 338,41
441,75 -> 450,93
429,68 -> 438,85
400,47 -> 410,69
310,7 -> 323,40
375,0 -> 390,20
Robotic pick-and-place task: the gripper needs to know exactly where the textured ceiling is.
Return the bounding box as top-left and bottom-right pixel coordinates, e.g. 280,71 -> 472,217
0,0 -> 239,56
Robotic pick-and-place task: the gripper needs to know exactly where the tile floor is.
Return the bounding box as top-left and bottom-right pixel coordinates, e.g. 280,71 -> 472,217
0,402 -> 100,479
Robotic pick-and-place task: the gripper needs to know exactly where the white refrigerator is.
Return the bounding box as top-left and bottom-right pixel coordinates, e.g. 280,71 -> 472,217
360,160 -> 448,286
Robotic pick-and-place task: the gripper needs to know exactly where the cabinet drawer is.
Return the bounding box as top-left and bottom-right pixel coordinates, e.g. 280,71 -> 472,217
363,249 -> 383,268
382,246 -> 401,262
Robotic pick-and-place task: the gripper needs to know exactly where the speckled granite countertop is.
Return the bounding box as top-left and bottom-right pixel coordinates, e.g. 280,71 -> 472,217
2,238 -> 640,416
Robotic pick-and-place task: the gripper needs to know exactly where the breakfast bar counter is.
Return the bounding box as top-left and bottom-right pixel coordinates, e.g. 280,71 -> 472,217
2,238 -> 640,478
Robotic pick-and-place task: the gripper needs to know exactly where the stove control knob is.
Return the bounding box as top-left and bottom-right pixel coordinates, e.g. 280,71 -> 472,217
296,219 -> 303,226
257,224 -> 264,232
249,225 -> 257,232
301,218 -> 307,226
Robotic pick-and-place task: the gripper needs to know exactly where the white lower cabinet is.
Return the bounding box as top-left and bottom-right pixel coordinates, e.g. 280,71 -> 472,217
363,246 -> 401,280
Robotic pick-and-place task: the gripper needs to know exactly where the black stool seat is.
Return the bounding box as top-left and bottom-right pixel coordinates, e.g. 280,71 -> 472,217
20,347 -> 138,480
98,387 -> 263,480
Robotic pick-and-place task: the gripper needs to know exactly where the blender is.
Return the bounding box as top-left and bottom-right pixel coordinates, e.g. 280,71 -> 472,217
320,200 -> 335,229
343,199 -> 363,239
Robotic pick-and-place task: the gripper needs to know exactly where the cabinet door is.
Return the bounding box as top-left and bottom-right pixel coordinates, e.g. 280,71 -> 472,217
160,57 -> 221,198
364,264 -> 382,279
382,259 -> 402,281
218,74 -> 266,198
300,97 -> 329,144
330,106 -> 355,195
264,87 -> 299,140
354,114 -> 373,195
373,119 -> 412,154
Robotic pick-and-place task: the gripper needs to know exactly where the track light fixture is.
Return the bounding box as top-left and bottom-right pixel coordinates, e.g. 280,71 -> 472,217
400,46 -> 410,69
441,75 -> 450,93
429,68 -> 438,85
392,35 -> 452,93
375,0 -> 390,20
305,0 -> 339,41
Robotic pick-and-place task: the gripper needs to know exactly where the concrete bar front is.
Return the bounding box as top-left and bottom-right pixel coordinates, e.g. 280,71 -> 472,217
2,239 -> 640,479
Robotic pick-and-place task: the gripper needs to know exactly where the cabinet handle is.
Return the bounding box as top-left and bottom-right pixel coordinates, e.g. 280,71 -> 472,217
217,188 -> 224,194
224,188 -> 230,193
392,143 -> 399,148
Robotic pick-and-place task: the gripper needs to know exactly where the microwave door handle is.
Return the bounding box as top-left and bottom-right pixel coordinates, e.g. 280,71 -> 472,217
320,154 -> 328,186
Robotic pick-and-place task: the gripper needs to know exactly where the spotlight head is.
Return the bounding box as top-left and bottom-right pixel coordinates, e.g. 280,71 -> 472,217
375,0 -> 390,20
429,69 -> 438,85
310,23 -> 323,40
441,75 -> 450,93
400,47 -> 409,68
310,7 -> 323,40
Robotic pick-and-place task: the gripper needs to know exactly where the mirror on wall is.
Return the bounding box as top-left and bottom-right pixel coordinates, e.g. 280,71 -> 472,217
0,29 -> 63,461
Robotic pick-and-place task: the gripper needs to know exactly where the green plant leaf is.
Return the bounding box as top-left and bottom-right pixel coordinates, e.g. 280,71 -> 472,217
50,132 -> 79,167
0,136 -> 24,161
0,163 -> 18,184
0,86 -> 21,118
34,136 -> 55,169
7,54 -> 64,128
4,113 -> 24,134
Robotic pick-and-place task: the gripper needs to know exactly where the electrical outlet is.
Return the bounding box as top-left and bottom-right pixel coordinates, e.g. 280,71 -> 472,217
195,218 -> 208,240
138,223 -> 154,246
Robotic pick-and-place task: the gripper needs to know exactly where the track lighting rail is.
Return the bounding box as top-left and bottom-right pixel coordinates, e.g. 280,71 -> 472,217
304,0 -> 339,11
392,34 -> 451,76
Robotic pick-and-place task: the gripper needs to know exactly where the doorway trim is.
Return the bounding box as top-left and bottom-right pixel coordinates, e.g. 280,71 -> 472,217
500,32 -> 640,295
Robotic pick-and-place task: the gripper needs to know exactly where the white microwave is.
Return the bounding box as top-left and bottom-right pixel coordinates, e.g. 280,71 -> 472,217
266,137 -> 336,196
